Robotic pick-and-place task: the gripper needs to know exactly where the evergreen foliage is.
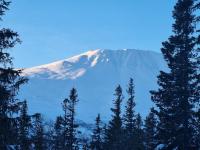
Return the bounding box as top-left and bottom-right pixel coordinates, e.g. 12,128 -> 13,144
90,114 -> 103,150
32,113 -> 45,150
104,85 -> 123,150
123,78 -> 136,150
53,116 -> 64,150
18,100 -> 31,150
53,88 -> 79,150
194,1 -> 200,147
133,114 -> 145,150
1,1 -> 200,150
0,0 -> 27,149
150,0 -> 199,149
144,108 -> 157,150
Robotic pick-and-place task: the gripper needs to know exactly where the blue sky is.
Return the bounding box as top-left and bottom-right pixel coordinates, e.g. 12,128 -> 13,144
2,0 -> 176,68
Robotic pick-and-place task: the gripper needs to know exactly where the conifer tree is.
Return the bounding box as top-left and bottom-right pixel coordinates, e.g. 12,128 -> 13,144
66,88 -> 79,150
53,116 -> 64,150
102,124 -> 108,150
90,114 -> 103,150
18,100 -> 31,150
82,143 -> 89,150
32,113 -> 45,150
54,88 -> 79,150
0,0 -> 27,148
194,1 -> 200,147
150,0 -> 199,149
123,78 -> 136,150
104,85 -> 123,150
82,144 -> 89,150
45,121 -> 55,149
144,108 -> 157,150
81,137 -> 89,150
134,114 -> 144,150
62,98 -> 70,149
194,110 -> 200,148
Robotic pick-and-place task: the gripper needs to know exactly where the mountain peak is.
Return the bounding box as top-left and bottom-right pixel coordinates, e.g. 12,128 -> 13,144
20,49 -> 167,123
22,49 -> 164,80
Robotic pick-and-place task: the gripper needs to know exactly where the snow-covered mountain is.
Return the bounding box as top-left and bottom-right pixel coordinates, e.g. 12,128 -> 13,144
19,49 -> 167,123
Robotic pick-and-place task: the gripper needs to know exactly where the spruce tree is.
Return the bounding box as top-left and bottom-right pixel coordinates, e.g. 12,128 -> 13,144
18,100 -> 31,150
194,1 -> 200,147
81,137 -> 89,150
104,85 -> 123,150
32,113 -> 45,150
44,121 -> 55,149
82,144 -> 89,150
66,88 -> 79,150
134,114 -> 144,150
0,0 -> 27,148
90,114 -> 103,150
62,98 -> 70,149
53,116 -> 64,150
54,88 -> 79,150
150,0 -> 199,149
144,108 -> 157,150
102,124 -> 108,150
123,78 -> 136,150
82,142 -> 89,150
194,110 -> 200,148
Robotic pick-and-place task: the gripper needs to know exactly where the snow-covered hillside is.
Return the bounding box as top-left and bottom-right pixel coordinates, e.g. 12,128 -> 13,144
20,49 -> 167,123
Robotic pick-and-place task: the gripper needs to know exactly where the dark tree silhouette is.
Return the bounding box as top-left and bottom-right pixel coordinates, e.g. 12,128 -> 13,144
90,114 -> 103,150
123,78 -> 137,150
66,88 -> 79,150
53,116 -> 64,150
133,114 -> 145,150
144,108 -> 157,150
150,0 -> 199,149
0,0 -> 27,148
104,85 -> 123,150
53,88 -> 79,150
18,100 -> 31,150
32,113 -> 45,150
193,1 -> 200,147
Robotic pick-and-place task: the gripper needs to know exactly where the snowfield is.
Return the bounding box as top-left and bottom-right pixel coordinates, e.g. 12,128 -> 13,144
19,49 -> 167,123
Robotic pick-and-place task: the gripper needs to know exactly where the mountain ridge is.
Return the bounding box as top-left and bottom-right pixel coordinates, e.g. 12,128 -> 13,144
19,49 -> 167,123
22,49 -> 164,79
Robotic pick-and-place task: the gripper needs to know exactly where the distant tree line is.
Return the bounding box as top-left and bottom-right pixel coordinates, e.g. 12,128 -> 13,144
0,0 -> 200,149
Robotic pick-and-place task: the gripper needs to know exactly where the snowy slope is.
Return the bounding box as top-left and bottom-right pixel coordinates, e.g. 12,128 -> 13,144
19,49 -> 167,123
